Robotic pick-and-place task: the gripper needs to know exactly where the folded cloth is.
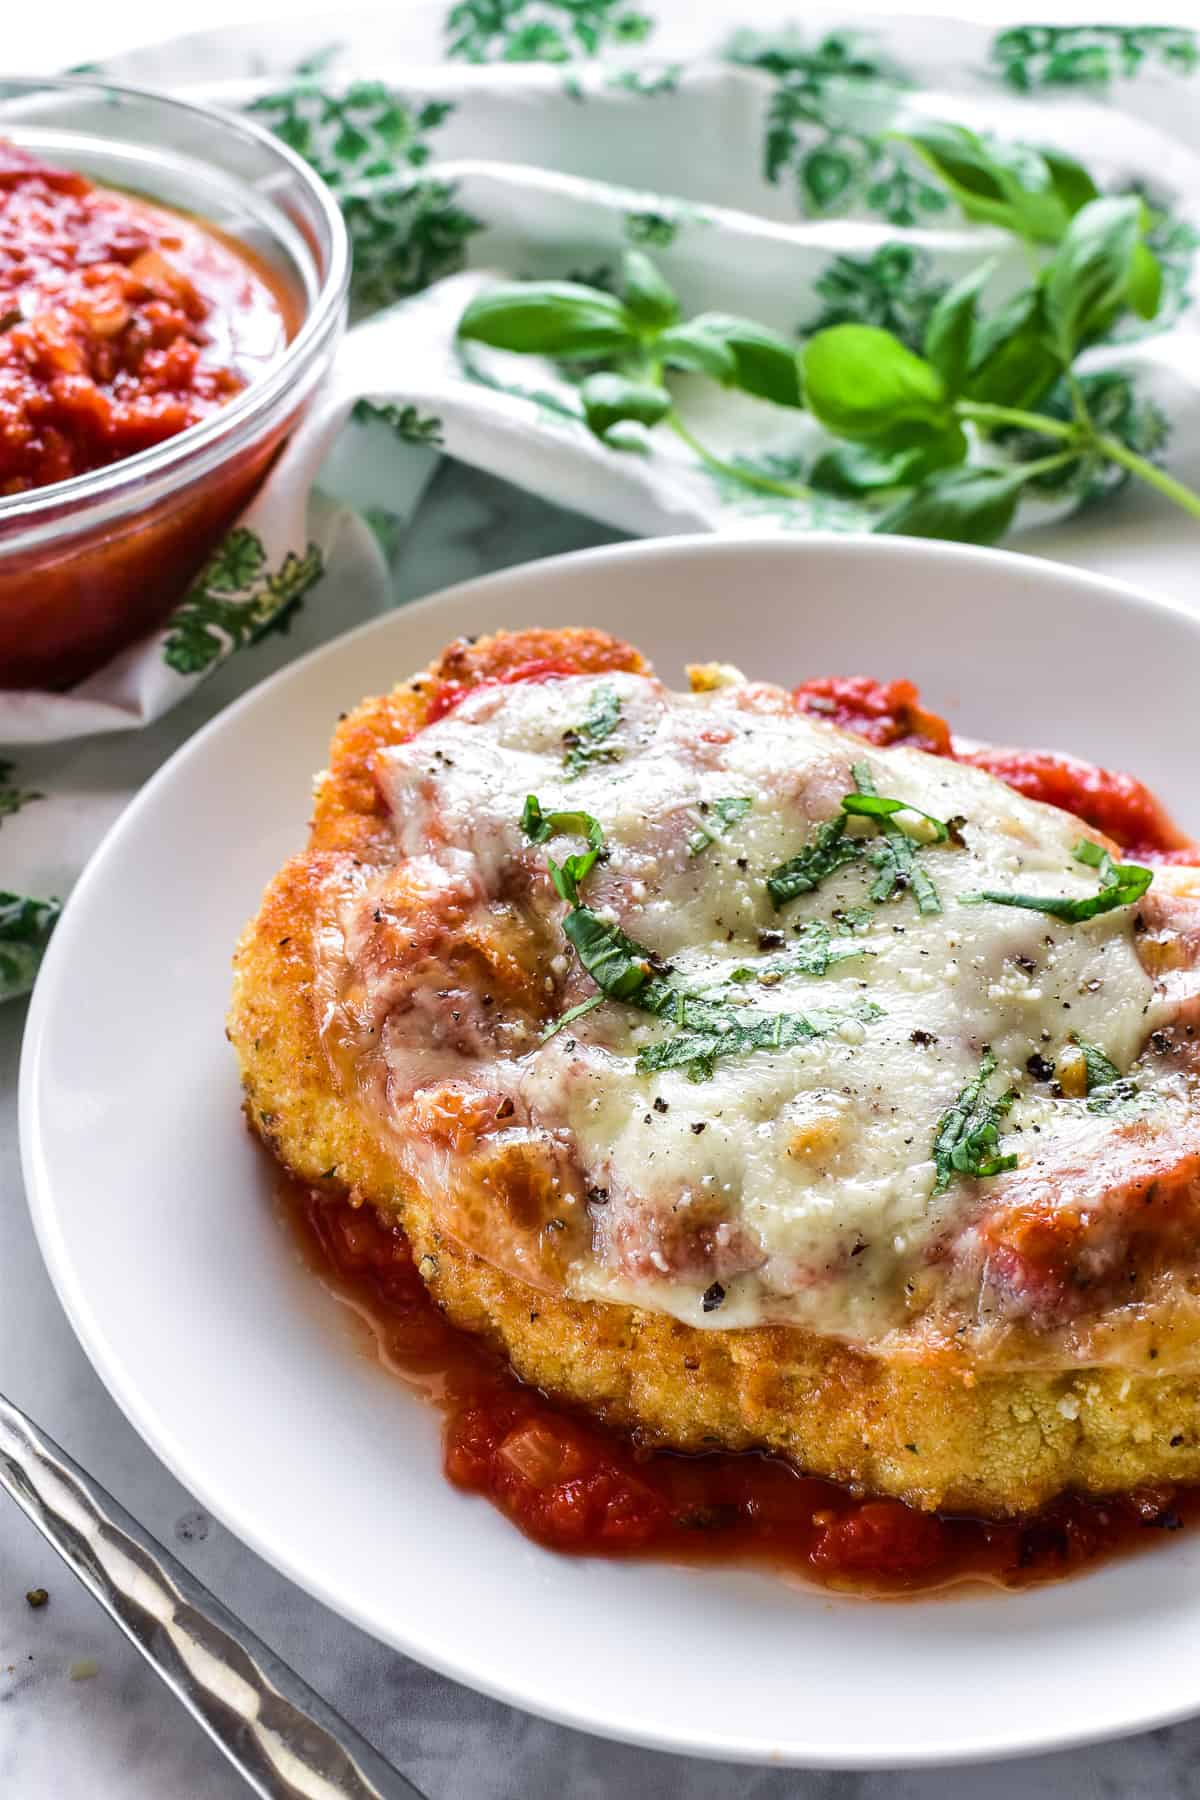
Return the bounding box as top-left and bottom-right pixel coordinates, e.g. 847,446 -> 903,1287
4,6 -> 1200,993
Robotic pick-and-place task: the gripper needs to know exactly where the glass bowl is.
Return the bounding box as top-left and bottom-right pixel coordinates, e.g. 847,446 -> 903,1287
0,76 -> 349,691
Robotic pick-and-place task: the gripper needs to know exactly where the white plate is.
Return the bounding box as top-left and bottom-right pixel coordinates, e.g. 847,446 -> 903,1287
21,534 -> 1200,1769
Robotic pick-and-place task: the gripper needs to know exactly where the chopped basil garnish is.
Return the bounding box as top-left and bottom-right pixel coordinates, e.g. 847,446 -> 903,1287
729,919 -> 872,982
867,830 -> 942,915
961,838 -> 1153,922
562,906 -> 659,1000
540,994 -> 604,1042
562,683 -> 623,778
523,796 -> 884,1078
841,787 -> 951,842
635,999 -> 884,1082
851,763 -> 944,916
767,815 -> 864,907
1073,1034 -> 1139,1114
521,795 -> 606,903
687,795 -> 752,856
768,764 -> 949,915
932,1051 -> 1018,1194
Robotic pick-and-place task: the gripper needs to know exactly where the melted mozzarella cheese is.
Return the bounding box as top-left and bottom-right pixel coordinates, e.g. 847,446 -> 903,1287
367,669 -> 1195,1346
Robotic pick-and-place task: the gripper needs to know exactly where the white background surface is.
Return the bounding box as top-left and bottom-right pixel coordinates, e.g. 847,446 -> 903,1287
6,4 -> 1200,1798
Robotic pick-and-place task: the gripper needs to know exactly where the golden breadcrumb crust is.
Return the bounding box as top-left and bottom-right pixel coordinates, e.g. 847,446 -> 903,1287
228,628 -> 1200,1516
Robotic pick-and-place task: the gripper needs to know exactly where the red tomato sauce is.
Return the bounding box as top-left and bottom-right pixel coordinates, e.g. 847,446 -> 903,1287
0,139 -> 292,495
287,1186 -> 1200,1596
793,675 -> 1192,857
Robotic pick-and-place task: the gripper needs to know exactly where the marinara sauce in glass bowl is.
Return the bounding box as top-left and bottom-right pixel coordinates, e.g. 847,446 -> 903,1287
0,78 -> 348,691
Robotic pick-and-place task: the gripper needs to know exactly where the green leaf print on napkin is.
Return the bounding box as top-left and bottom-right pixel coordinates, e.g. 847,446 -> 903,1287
726,28 -> 947,226
445,0 -> 655,64
247,84 -> 481,310
607,64 -> 681,96
726,29 -> 949,225
990,25 -> 1199,93
162,530 -> 325,675
0,893 -> 61,1002
351,400 -> 445,447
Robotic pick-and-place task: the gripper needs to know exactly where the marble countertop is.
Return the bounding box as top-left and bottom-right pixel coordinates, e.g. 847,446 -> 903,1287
5,459 -> 1200,1799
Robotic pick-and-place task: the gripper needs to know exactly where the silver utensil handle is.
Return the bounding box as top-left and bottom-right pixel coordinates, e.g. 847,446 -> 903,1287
0,1392 -> 426,1800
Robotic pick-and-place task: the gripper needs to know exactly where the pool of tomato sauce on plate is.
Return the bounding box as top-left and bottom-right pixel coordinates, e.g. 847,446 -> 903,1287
281,1182 -> 1200,1597
278,666 -> 1200,1596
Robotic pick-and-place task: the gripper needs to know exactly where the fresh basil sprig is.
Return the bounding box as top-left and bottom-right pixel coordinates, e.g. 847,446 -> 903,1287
961,837 -> 1153,923
801,187 -> 1197,539
457,130 -> 1200,542
459,248 -> 804,499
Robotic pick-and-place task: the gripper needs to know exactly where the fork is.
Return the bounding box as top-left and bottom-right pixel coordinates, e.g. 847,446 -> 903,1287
0,1391 -> 427,1799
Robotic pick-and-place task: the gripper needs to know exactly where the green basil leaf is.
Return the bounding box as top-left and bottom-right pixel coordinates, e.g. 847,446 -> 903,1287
521,796 -> 607,903
802,325 -> 948,442
932,1051 -> 1018,1194
634,1000 -> 884,1080
563,906 -> 657,1000
873,466 -> 1026,546
541,993 -> 605,1042
848,761 -> 943,915
842,790 -> 950,841
1043,196 -> 1142,360
679,313 -> 803,407
923,260 -> 996,396
729,919 -> 873,984
767,815 -> 865,908
1072,1033 -> 1140,1114
961,838 -> 1153,922
458,282 -> 640,361
810,422 -> 967,495
521,796 -> 605,850
894,123 -> 1067,243
579,373 -> 671,441
687,796 -> 753,856
561,683 -> 625,777
656,322 -> 738,381
620,250 -> 680,330
963,289 -> 1063,412
1041,148 -> 1100,222
1127,242 -> 1163,321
